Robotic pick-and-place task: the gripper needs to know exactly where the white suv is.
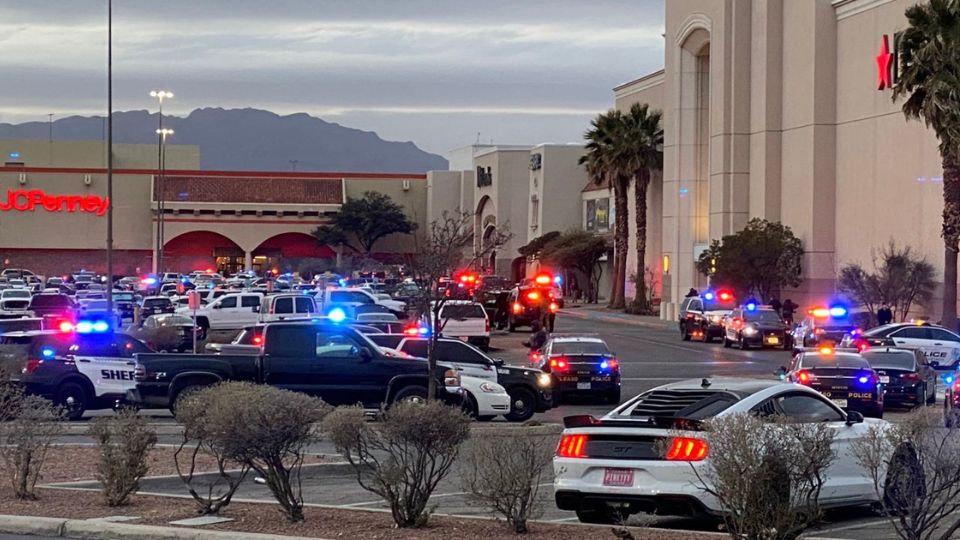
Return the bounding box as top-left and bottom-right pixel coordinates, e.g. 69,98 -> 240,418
425,300 -> 490,351
177,292 -> 263,331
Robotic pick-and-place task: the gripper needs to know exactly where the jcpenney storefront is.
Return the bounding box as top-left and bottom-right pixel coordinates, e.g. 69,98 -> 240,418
0,165 -> 426,277
616,0 -> 949,319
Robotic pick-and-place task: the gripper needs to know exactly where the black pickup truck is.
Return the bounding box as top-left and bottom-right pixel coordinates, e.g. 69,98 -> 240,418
129,321 -> 463,411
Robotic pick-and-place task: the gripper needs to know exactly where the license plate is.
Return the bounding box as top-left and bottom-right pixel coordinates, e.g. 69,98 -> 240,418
577,382 -> 591,390
832,399 -> 848,408
879,376 -> 890,384
603,468 -> 634,487
766,336 -> 780,345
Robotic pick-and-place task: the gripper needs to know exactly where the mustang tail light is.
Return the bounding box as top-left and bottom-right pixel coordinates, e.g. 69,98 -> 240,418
665,437 -> 709,461
557,434 -> 588,458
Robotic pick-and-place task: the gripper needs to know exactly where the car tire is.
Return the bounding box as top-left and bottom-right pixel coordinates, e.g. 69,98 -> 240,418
865,405 -> 884,419
739,335 -> 749,350
723,334 -> 732,348
575,507 -> 621,525
508,318 -> 517,333
504,387 -> 536,422
681,325 -> 691,341
704,332 -> 714,344
392,385 -> 428,405
56,381 -> 89,421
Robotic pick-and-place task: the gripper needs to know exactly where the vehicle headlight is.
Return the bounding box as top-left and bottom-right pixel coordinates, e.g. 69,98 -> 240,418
743,326 -> 758,336
537,373 -> 552,387
443,369 -> 460,387
479,381 -> 503,393
710,315 -> 721,324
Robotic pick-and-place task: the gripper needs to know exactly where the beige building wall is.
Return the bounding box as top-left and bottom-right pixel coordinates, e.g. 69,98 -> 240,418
473,147 -> 532,278
345,177 -> 427,254
529,145 -> 587,242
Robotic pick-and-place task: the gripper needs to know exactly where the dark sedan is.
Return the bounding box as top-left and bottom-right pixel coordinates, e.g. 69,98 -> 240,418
861,347 -> 936,407
783,348 -> 884,418
142,314 -> 201,351
540,336 -> 620,404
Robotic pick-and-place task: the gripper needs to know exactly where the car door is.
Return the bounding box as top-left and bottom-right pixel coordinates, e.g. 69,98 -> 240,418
238,295 -> 262,326
436,340 -> 497,382
208,296 -> 236,329
889,327 -> 949,363
70,336 -> 137,398
261,325 -> 321,395
928,328 -> 960,369
765,391 -> 874,503
914,350 -> 937,397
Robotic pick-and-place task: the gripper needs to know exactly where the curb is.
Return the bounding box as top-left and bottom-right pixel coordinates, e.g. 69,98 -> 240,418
0,514 -> 326,540
561,308 -> 671,330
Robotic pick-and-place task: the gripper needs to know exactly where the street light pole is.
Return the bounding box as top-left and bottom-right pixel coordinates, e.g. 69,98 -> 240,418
149,90 -> 172,275
156,128 -> 173,276
105,0 -> 114,321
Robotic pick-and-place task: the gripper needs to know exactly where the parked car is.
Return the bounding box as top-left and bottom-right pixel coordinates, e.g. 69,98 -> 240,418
27,293 -> 76,327
677,290 -> 736,342
722,304 -> 790,349
141,314 -> 201,351
780,347 -> 884,418
861,347 -> 937,407
554,378 -> 889,523
539,336 -> 621,404
426,300 -> 491,350
175,292 -> 263,331
257,293 -> 318,323
128,321 -> 463,411
0,289 -> 33,318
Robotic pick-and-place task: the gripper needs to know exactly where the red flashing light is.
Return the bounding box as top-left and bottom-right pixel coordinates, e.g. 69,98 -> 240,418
810,308 -> 830,318
557,434 -> 588,458
665,437 -> 708,461
59,321 -> 74,333
23,358 -> 42,374
404,326 -> 420,336
548,302 -> 559,313
857,341 -> 870,352
797,370 -> 812,384
717,290 -> 733,302
534,273 -> 552,286
549,358 -> 568,370
819,346 -> 835,356
527,291 -> 541,301
607,359 -> 619,369
252,336 -> 264,345
814,328 -> 825,335
512,302 -> 523,314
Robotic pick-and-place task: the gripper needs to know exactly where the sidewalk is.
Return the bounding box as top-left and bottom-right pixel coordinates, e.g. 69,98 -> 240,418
561,303 -> 672,330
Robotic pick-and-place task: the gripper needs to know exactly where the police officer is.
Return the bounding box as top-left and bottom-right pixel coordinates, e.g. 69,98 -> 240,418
877,303 -> 893,326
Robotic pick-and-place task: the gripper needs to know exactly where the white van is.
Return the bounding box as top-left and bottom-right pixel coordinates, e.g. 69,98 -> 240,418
257,293 -> 318,323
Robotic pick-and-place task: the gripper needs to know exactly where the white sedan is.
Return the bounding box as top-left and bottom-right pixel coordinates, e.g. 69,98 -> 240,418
377,347 -> 509,420
554,378 -> 889,524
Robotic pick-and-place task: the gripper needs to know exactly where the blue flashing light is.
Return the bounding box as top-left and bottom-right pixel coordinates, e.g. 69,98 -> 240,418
338,278 -> 347,287
75,320 -> 110,334
142,277 -> 157,285
75,321 -> 94,334
180,277 -> 189,283
600,360 -> 609,370
857,375 -> 870,384
9,152 -> 20,159
553,275 -> 563,285
946,375 -> 955,385
418,326 -> 429,335
92,320 -> 109,333
703,291 -> 715,301
829,305 -> 848,318
41,347 -> 55,359
327,307 -> 347,323
746,302 -> 758,312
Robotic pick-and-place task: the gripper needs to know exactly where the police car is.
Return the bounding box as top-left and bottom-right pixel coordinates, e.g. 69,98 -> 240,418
5,322 -> 153,420
841,322 -> 960,381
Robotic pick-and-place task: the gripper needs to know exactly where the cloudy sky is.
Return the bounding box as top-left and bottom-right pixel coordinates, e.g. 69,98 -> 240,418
0,0 -> 665,157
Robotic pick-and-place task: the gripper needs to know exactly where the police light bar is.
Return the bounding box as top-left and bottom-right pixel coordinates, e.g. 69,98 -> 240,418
534,273 -> 552,286
703,291 -> 715,301
75,320 -> 110,334
717,290 -> 733,302
327,307 -> 347,323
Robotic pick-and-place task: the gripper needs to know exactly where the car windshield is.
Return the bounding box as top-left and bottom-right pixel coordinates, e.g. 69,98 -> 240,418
3,291 -> 30,298
862,351 -> 916,371
550,341 -> 610,356
863,324 -> 900,337
112,293 -> 134,302
157,315 -> 194,326
144,298 -> 171,307
85,300 -> 109,310
799,354 -> 870,369
29,295 -> 70,307
439,304 -> 485,319
703,299 -> 737,311
744,310 -> 782,323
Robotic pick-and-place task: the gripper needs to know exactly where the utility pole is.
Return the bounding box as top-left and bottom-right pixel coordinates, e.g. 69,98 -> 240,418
150,90 -> 173,274
289,159 -> 299,171
105,0 -> 114,321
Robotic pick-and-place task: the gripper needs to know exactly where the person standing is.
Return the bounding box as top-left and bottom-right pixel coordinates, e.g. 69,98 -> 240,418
781,299 -> 797,325
877,303 -> 893,326
769,297 -> 782,316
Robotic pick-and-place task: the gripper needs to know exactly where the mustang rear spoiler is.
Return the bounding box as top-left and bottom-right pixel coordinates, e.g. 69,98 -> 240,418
563,414 -> 704,431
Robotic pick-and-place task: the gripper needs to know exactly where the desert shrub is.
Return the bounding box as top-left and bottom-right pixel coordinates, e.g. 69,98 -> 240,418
173,383 -> 252,514
203,382 -> 329,522
0,395 -> 65,499
90,407 -> 157,506
692,413 -> 835,540
461,431 -> 556,533
0,358 -> 25,422
325,401 -> 471,528
853,407 -> 960,540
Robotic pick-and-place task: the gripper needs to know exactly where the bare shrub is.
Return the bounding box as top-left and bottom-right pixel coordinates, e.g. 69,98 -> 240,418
691,413 -> 835,540
89,407 -> 157,506
173,383 -> 251,514
461,431 -> 555,533
853,407 -> 960,540
325,401 -> 471,528
0,395 -> 65,499
206,382 -> 329,522
0,359 -> 25,422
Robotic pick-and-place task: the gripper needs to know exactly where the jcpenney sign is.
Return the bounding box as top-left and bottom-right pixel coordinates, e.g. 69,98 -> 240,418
0,190 -> 109,216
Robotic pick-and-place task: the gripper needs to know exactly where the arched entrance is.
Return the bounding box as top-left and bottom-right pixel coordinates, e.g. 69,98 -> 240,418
163,231 -> 243,274
252,232 -> 336,276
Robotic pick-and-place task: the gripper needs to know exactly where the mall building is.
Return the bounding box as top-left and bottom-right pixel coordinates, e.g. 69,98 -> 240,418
0,139 -> 426,277
617,0 -> 949,319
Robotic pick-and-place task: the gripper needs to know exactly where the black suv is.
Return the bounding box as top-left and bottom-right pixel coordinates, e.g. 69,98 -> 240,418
678,293 -> 736,342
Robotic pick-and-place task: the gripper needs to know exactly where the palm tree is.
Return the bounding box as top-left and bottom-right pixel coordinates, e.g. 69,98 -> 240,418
622,103 -> 664,312
581,110 -> 631,308
894,0 -> 960,329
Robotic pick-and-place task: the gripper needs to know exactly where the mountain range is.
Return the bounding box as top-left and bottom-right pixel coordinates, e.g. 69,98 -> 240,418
0,108 -> 447,173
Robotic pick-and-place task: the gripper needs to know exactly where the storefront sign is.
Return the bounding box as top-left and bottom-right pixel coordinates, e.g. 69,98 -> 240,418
0,190 -> 109,216
877,33 -> 904,91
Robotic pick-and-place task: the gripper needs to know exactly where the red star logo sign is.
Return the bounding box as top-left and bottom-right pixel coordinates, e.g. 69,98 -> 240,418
877,34 -> 893,90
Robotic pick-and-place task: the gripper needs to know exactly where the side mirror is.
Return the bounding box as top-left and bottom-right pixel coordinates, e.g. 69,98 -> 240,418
358,348 -> 373,362
492,358 -> 504,367
845,410 -> 865,425
212,303 -> 222,309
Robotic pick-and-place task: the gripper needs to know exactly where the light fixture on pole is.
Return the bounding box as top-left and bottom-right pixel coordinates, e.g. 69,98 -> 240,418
150,90 -> 172,274
155,127 -> 174,275
105,0 -> 114,320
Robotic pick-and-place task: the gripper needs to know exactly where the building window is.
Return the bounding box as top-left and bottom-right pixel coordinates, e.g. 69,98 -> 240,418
531,198 -> 539,229
477,166 -> 493,187
584,197 -> 610,232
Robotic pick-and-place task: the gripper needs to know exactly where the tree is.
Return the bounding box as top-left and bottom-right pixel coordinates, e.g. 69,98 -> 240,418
539,230 -> 608,303
581,110 -> 631,309
838,242 -> 937,322
622,103 -> 663,313
894,0 -> 960,330
518,230 -> 561,260
311,191 -> 416,256
407,209 -> 510,400
695,218 -> 804,300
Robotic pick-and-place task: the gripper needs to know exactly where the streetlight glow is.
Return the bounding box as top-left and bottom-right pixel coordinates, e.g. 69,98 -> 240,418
149,90 -> 173,101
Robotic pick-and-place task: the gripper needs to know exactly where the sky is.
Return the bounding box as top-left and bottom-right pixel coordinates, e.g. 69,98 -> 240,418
0,0 -> 665,157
